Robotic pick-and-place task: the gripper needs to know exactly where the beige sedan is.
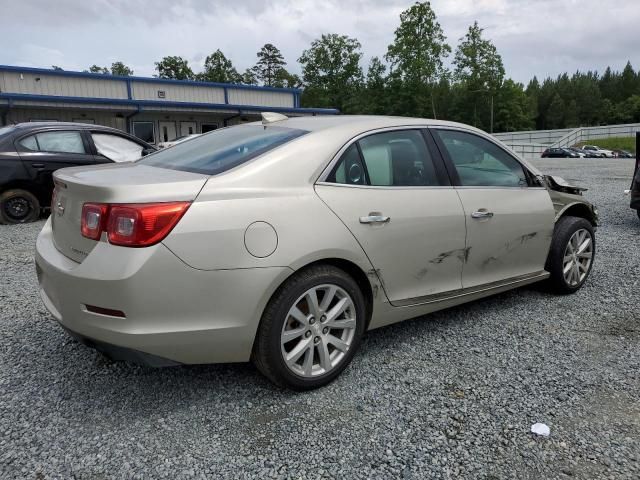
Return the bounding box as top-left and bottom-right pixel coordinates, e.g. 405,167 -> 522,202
35,114 -> 597,389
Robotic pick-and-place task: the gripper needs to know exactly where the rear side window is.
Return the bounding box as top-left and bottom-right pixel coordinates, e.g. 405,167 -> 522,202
328,130 -> 441,187
0,126 -> 15,138
138,125 -> 308,175
18,131 -> 87,154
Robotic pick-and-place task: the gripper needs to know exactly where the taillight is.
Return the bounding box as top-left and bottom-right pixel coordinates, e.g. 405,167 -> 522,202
107,202 -> 190,247
81,203 -> 109,240
80,202 -> 190,247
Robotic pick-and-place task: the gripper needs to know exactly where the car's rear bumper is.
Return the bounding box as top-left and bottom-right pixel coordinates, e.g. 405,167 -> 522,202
35,218 -> 293,364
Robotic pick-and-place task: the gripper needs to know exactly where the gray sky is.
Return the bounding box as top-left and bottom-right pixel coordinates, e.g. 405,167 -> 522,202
2,0 -> 639,84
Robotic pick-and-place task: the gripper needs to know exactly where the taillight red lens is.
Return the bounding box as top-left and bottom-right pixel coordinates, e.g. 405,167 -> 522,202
106,202 -> 190,247
80,201 -> 190,247
81,203 -> 109,240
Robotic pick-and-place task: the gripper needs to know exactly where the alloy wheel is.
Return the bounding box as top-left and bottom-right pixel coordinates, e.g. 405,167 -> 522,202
280,284 -> 357,378
562,228 -> 593,287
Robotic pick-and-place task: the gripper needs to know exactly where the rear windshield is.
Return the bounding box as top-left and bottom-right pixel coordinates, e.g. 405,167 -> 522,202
138,125 -> 308,175
0,126 -> 15,138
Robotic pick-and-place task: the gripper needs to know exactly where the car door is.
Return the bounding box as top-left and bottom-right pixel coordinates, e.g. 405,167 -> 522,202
430,128 -> 555,289
15,129 -> 96,200
315,128 -> 467,305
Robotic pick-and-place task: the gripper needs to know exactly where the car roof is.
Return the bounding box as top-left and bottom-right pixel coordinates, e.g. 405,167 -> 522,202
250,114 -> 489,135
12,121 -> 120,131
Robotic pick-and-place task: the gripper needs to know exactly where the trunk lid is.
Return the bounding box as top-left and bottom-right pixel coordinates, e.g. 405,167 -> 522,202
52,163 -> 208,263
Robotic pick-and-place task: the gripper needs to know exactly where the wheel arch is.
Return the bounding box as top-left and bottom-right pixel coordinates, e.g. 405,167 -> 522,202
0,180 -> 48,207
259,256 -> 376,336
556,202 -> 598,227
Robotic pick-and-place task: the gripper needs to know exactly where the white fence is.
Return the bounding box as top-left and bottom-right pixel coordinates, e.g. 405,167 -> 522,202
551,123 -> 640,148
493,122 -> 640,159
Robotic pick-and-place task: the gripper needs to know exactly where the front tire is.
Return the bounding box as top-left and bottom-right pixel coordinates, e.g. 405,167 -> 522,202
252,265 -> 366,390
546,216 -> 595,294
0,189 -> 41,224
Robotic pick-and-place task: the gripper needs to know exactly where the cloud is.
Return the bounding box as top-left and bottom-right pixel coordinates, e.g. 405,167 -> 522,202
1,0 -> 638,82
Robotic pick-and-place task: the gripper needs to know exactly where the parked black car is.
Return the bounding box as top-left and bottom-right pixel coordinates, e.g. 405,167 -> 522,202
630,157 -> 640,221
541,147 -> 579,158
0,122 -> 155,224
613,149 -> 635,158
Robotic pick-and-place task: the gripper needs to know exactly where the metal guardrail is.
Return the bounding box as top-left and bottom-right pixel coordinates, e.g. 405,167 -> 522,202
551,123 -> 640,148
494,122 -> 640,159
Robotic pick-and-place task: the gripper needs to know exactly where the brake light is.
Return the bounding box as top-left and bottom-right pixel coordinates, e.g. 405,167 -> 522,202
80,202 -> 190,247
81,203 -> 109,240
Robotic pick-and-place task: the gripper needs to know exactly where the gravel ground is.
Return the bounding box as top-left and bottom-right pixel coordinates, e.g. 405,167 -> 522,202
1,157 -> 639,479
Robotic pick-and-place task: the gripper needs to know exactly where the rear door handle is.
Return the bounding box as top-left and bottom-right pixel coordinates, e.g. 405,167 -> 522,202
359,214 -> 391,224
31,163 -> 45,169
471,210 -> 494,219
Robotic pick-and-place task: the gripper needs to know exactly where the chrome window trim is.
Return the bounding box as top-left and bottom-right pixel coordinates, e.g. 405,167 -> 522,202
315,181 -> 454,191
316,124 -> 437,184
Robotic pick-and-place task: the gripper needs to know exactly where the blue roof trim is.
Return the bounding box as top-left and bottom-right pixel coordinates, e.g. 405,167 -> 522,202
0,92 -> 340,115
0,64 -> 302,94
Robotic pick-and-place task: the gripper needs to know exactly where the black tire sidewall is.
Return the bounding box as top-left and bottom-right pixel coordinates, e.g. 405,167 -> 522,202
257,266 -> 366,390
0,189 -> 41,224
547,216 -> 595,294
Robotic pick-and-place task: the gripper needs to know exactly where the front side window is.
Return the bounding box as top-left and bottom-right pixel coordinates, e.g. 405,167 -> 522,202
434,129 -> 528,187
133,122 -> 155,144
92,133 -> 144,162
328,130 -> 441,187
138,125 -> 308,175
18,131 -> 86,154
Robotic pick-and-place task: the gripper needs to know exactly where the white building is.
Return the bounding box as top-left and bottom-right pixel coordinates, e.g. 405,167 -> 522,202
0,65 -> 338,145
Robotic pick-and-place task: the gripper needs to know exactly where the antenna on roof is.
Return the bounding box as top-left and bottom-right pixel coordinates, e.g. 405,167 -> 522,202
261,112 -> 288,125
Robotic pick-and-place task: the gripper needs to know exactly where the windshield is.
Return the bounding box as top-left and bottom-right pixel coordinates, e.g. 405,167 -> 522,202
139,125 -> 308,175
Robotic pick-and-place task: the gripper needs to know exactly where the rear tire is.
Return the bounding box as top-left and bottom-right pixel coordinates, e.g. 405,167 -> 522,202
0,189 -> 41,224
252,264 -> 366,390
545,216 -> 595,294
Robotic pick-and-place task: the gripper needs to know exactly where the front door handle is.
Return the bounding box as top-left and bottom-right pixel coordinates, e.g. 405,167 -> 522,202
471,210 -> 494,219
359,214 -> 391,224
31,163 -> 45,169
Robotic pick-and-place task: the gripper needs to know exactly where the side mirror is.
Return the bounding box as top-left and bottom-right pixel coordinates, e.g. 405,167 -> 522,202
141,148 -> 155,157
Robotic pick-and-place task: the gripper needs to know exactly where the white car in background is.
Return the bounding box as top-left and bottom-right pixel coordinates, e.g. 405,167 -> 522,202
582,145 -> 614,157
158,134 -> 202,149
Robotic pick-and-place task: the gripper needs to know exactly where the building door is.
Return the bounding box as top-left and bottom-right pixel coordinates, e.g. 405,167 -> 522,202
180,121 -> 197,136
159,121 -> 177,142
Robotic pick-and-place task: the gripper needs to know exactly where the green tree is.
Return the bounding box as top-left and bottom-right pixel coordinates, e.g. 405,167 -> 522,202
453,21 -> 505,130
241,68 -> 258,86
350,56 -> 388,114
111,62 -> 133,76
197,50 -> 240,83
154,56 -> 194,80
298,33 -> 363,111
493,79 -> 534,132
253,44 -> 287,86
385,1 -> 451,118
454,21 -> 504,90
272,68 -> 302,89
89,65 -> 109,74
621,61 -> 637,100
546,93 -> 565,129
